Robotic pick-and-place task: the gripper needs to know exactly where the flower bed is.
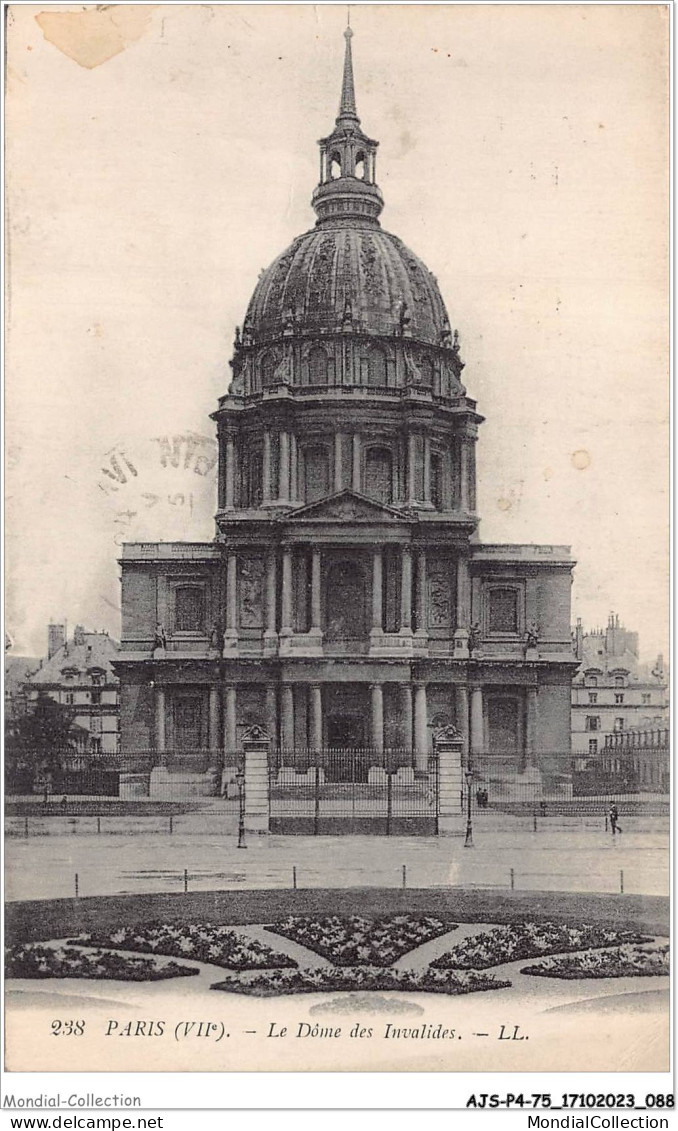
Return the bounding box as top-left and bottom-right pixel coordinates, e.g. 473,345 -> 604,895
266,915 -> 456,966
431,923 -> 652,971
521,944 -> 670,980
6,943 -> 197,982
211,965 -> 510,997
68,923 -> 296,971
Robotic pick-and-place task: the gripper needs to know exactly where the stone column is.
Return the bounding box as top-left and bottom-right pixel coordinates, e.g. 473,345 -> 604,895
454,555 -> 471,656
278,431 -> 290,501
423,436 -> 431,504
224,685 -> 237,755
243,726 -> 270,834
281,683 -> 295,751
526,686 -> 538,768
281,546 -> 293,636
400,683 -> 413,751
400,545 -> 412,634
456,685 -> 470,763
225,436 -> 236,509
352,433 -> 361,491
435,728 -> 463,836
309,684 -> 323,749
208,686 -> 221,754
407,433 -> 417,504
310,549 -> 322,634
370,683 -> 384,754
155,686 -> 166,755
460,439 -> 470,512
265,550 -> 277,640
371,548 -> 383,635
470,685 -> 484,756
414,682 -> 428,771
334,433 -> 344,493
290,433 -> 298,501
265,685 -> 278,750
262,430 -> 272,503
225,552 -> 238,642
415,549 -> 427,636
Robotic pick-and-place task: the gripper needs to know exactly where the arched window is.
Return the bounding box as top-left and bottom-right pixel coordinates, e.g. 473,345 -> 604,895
355,152 -> 366,180
303,446 -> 331,503
329,152 -> 342,180
308,347 -> 328,385
420,356 -> 434,387
488,587 -> 519,634
261,352 -> 277,388
367,347 -> 387,387
364,447 -> 393,504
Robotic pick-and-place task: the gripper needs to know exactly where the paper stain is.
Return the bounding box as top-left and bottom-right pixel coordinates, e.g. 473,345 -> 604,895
571,449 -> 591,471
35,6 -> 157,70
497,498 -> 512,512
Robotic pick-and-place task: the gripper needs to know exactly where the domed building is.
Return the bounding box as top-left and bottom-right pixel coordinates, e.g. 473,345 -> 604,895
115,29 -> 577,831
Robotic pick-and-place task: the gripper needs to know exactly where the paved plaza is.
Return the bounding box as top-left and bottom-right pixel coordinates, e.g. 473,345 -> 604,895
5,817 -> 669,902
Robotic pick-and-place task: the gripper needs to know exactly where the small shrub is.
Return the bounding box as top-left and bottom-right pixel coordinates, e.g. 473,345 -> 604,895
522,944 -> 670,980
266,915 -> 456,966
5,943 -> 197,982
431,923 -> 652,971
211,964 -> 509,997
69,923 -> 296,971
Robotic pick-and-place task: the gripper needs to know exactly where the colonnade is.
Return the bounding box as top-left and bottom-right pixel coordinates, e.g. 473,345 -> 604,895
220,428 -> 477,512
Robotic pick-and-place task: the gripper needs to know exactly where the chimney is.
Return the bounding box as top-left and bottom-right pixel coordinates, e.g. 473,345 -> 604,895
73,625 -> 85,647
48,623 -> 66,659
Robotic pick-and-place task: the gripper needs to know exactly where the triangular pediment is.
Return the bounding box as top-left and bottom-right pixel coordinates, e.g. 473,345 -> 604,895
285,490 -> 410,524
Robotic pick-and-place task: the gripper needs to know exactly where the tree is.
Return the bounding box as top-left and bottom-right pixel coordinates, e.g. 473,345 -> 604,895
5,692 -> 76,793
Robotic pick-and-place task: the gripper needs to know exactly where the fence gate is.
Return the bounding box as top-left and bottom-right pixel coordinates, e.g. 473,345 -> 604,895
269,748 -> 439,835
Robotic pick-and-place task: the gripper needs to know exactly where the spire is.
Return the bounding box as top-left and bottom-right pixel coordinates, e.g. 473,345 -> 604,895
338,25 -> 358,123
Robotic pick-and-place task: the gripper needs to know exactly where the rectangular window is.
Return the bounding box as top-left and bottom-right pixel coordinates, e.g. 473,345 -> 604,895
615,717 -> 624,730
642,693 -> 651,705
90,716 -> 101,733
585,716 -> 600,732
64,692 -> 74,705
91,690 -> 101,705
174,696 -> 204,747
488,588 -> 519,634
588,692 -> 598,704
588,739 -> 598,755
175,585 -> 205,633
615,693 -> 624,704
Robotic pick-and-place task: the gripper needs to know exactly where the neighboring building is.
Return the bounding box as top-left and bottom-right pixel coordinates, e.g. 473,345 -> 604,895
571,613 -> 668,756
26,624 -> 120,754
115,28 -> 577,805
4,655 -> 40,722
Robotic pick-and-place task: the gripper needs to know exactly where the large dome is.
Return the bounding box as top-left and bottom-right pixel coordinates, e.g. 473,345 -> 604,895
245,225 -> 451,347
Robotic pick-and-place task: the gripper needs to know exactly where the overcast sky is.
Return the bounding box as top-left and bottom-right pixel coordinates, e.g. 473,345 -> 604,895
6,3 -> 669,663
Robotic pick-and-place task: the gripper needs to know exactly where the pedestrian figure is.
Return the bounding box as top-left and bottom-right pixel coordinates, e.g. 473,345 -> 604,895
609,803 -> 622,835
60,794 -> 68,809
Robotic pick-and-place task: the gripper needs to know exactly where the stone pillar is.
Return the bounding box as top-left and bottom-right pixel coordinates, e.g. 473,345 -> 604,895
370,683 -> 384,754
225,552 -> 238,643
311,549 -> 322,633
414,682 -> 428,771
415,549 -> 427,636
281,546 -> 293,635
460,439 -> 470,512
423,436 -> 431,504
470,685 -> 484,755
407,433 -> 417,504
290,433 -> 298,501
456,685 -> 470,763
225,436 -> 235,509
265,550 -> 277,640
400,545 -> 412,634
265,685 -> 278,750
278,431 -> 290,501
371,548 -> 383,635
281,683 -> 295,750
155,686 -> 166,754
243,726 -> 270,834
208,686 -> 221,755
435,728 -> 463,835
334,433 -> 344,493
224,685 -> 237,755
310,684 -> 323,749
352,433 -> 361,491
526,686 -> 538,768
454,555 -> 471,656
400,683 -> 413,751
262,430 -> 272,503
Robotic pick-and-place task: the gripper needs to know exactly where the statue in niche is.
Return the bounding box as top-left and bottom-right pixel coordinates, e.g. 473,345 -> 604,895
273,347 -> 293,385
428,566 -> 452,628
403,350 -> 423,386
153,623 -> 167,650
395,299 -> 411,337
239,556 -> 265,628
525,621 -> 539,651
209,621 -> 225,651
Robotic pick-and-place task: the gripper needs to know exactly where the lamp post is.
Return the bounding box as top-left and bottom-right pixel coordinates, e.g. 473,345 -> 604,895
236,769 -> 246,849
464,766 -> 474,848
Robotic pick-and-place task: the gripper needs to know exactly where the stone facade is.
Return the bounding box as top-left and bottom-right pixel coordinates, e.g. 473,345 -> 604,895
114,29 -> 577,803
